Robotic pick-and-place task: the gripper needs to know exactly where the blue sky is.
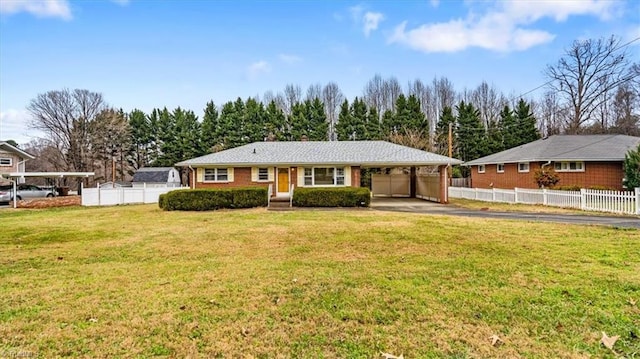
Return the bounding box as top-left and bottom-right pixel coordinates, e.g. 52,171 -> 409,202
1,0 -> 638,144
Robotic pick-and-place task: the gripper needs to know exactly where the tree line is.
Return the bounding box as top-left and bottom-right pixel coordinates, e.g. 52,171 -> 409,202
18,35 -> 639,185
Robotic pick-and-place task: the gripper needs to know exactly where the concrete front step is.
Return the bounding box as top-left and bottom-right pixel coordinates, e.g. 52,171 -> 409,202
269,201 -> 291,209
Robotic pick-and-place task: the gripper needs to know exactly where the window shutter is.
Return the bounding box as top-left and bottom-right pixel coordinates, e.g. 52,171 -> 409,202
268,167 -> 275,182
297,167 -> 305,187
227,168 -> 234,182
344,166 -> 351,187
197,168 -> 203,182
251,167 -> 258,182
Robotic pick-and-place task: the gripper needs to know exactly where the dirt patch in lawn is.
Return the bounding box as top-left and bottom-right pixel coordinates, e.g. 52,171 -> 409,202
16,195 -> 81,209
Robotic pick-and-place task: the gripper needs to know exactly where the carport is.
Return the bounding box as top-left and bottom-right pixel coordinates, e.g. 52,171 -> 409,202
369,165 -> 451,203
4,171 -> 94,208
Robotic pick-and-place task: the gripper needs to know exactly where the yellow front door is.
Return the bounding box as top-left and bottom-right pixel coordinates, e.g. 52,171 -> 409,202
277,168 -> 289,193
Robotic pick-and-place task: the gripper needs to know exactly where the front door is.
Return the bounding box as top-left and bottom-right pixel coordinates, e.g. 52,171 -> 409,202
277,168 -> 289,194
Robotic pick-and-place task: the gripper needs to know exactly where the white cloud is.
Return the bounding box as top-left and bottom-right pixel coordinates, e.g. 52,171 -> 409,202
430,0 -> 440,8
389,0 -> 618,53
0,0 -> 72,20
363,12 -> 384,37
349,5 -> 385,37
0,109 -> 38,145
246,61 -> 271,79
278,54 -> 302,64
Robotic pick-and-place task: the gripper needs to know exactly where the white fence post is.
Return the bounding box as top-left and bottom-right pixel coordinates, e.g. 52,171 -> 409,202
492,188 -> 496,202
543,188 -> 547,205
580,189 -> 587,211
636,188 -> 640,215
514,188 -> 519,203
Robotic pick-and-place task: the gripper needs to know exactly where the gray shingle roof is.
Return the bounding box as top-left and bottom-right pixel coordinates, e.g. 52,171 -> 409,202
465,135 -> 640,166
132,167 -> 178,183
176,141 -> 461,167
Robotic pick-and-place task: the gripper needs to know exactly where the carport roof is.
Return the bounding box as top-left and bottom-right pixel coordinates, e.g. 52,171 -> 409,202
176,141 -> 462,167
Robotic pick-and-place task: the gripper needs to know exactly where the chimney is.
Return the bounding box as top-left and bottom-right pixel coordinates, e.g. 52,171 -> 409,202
301,135 -> 308,142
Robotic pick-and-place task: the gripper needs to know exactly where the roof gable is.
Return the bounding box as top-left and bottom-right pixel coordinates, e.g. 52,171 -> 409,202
176,141 -> 462,167
465,135 -> 640,165
132,167 -> 179,183
0,141 -> 36,160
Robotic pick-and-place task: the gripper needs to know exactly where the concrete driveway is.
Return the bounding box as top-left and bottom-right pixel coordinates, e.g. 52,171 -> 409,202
370,198 -> 640,229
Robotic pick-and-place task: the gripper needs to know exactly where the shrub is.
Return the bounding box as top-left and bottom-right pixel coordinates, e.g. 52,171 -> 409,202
158,193 -> 167,209
159,187 -> 267,211
232,187 -> 269,208
534,167 -> 560,188
292,187 -> 371,207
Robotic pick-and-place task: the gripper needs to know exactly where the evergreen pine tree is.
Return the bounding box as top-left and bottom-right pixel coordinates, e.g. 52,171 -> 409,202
365,106 -> 381,140
201,101 -> 219,152
435,106 -> 456,156
514,99 -> 540,145
456,101 -> 487,162
499,105 -> 518,150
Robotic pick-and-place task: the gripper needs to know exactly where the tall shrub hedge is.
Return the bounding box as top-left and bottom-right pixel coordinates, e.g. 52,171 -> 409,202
159,187 -> 267,211
292,187 -> 371,207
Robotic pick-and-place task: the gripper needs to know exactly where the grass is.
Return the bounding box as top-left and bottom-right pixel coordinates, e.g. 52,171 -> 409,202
0,205 -> 639,358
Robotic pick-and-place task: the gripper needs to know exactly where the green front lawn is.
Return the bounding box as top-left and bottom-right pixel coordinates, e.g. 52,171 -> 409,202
0,205 -> 638,357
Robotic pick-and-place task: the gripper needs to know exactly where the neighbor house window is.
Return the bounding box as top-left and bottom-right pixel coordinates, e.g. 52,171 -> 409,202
477,165 -> 485,173
258,168 -> 269,181
554,161 -> 584,172
204,168 -> 228,182
497,163 -> 505,173
304,167 -> 346,186
0,158 -> 11,166
518,162 -> 530,173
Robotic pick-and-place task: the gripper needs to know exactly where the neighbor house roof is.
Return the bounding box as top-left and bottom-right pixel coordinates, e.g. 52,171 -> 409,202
0,141 -> 35,160
465,135 -> 640,166
176,141 -> 462,167
132,167 -> 178,183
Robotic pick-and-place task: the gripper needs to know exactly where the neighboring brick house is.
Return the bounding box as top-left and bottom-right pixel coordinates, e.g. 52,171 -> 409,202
464,135 -> 640,191
0,141 -> 35,184
176,141 -> 461,202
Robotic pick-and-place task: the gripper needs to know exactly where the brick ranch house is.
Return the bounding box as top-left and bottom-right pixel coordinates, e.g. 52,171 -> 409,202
464,135 -> 640,191
0,141 -> 35,185
176,140 -> 462,203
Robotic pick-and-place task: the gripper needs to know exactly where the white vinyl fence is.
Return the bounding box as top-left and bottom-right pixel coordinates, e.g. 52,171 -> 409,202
449,187 -> 640,215
81,184 -> 186,206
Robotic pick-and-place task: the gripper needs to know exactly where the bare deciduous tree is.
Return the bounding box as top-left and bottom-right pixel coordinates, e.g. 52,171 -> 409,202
322,82 -> 344,141
545,36 -> 632,134
305,83 -> 322,101
283,84 -> 302,116
27,89 -> 107,177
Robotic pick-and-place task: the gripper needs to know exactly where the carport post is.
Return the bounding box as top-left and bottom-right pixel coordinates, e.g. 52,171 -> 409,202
409,167 -> 416,198
439,165 -> 448,204
12,179 -> 17,209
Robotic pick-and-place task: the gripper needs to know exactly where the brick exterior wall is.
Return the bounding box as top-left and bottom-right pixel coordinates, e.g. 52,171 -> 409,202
351,166 -> 361,187
470,161 -> 625,190
194,167 -> 272,191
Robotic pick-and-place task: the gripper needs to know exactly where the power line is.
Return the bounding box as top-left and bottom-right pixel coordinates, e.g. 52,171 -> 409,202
510,36 -> 640,102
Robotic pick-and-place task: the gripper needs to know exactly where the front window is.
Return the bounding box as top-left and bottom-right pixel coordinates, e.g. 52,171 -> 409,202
304,167 -> 346,186
258,168 -> 269,181
478,165 -> 485,173
204,168 -> 228,182
518,162 -> 530,173
497,163 -> 505,173
554,161 -> 584,172
0,158 -> 11,166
